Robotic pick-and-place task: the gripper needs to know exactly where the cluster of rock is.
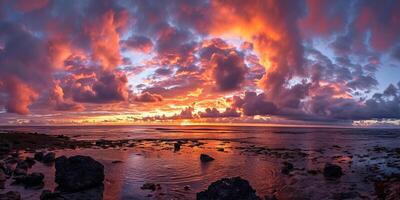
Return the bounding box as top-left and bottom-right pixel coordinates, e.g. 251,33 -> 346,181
0,147 -> 104,200
0,150 -> 56,200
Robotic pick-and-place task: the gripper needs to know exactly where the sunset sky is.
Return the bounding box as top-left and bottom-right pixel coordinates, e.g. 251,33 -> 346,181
0,0 -> 400,126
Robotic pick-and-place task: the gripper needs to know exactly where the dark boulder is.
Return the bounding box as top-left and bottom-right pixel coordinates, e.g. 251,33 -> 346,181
55,155 -> 104,192
0,169 -> 6,189
200,154 -> 215,162
13,162 -> 28,176
42,152 -> 56,164
323,163 -> 343,179
0,191 -> 21,200
196,177 -> 261,200
34,152 -> 44,161
40,190 -> 61,200
174,142 -> 182,152
281,161 -> 294,175
24,157 -> 36,167
13,172 -> 44,188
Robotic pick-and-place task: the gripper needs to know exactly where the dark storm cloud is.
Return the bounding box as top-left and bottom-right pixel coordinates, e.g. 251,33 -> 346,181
121,35 -> 153,53
211,51 -> 247,92
232,92 -> 278,116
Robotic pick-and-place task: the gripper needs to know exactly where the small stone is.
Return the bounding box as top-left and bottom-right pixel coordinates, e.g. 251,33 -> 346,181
13,172 -> 44,188
13,167 -> 27,176
42,152 -> 56,164
40,190 -> 61,200
25,157 -> 36,167
34,152 -> 44,161
200,154 -> 214,162
281,161 -> 294,175
141,183 -> 156,191
184,185 -> 191,191
174,142 -> 182,152
323,163 -> 343,179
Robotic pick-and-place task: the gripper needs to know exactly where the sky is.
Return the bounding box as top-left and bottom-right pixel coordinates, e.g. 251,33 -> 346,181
0,0 -> 400,127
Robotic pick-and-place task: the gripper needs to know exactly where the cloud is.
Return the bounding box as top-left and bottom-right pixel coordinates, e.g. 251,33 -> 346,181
121,35 -> 153,53
134,92 -> 163,103
210,50 -> 247,92
0,77 -> 38,115
232,92 -> 278,116
198,108 -> 241,118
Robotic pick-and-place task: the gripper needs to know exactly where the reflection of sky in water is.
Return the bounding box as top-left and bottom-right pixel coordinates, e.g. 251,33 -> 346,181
1,126 -> 400,199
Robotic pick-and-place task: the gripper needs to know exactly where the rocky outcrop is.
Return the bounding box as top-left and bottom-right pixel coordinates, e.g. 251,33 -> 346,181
197,177 -> 261,200
55,155 -> 104,192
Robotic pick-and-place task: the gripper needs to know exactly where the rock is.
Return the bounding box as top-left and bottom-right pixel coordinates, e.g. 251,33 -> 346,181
0,191 -> 21,200
0,169 -> 6,189
40,190 -> 61,200
217,148 -> 224,152
375,175 -> 400,200
0,163 -> 12,177
264,195 -> 278,200
34,151 -> 44,161
25,157 -> 36,167
0,143 -> 12,155
184,185 -> 191,191
42,152 -> 56,163
196,177 -> 261,200
13,167 -> 27,176
111,160 -> 123,164
323,163 -> 343,179
200,154 -> 215,162
40,186 -> 103,200
13,172 -> 44,188
281,161 -> 294,175
4,157 -> 18,164
55,155 -> 104,192
174,142 -> 182,152
332,191 -> 360,199
307,169 -> 319,175
141,183 -> 156,191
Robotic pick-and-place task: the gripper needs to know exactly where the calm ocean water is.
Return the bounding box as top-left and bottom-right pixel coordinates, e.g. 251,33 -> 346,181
1,125 -> 400,199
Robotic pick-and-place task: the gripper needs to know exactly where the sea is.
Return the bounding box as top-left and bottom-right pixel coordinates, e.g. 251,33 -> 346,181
1,125 -> 399,199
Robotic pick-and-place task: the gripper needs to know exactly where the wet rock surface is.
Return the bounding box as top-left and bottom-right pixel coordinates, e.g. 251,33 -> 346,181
197,177 -> 261,200
200,154 -> 215,162
55,155 -> 104,192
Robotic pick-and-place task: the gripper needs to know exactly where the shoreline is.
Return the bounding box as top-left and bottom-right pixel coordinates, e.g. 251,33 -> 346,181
0,131 -> 399,199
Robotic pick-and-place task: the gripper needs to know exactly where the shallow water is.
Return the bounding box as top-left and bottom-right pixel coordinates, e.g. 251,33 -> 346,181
1,125 -> 400,199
